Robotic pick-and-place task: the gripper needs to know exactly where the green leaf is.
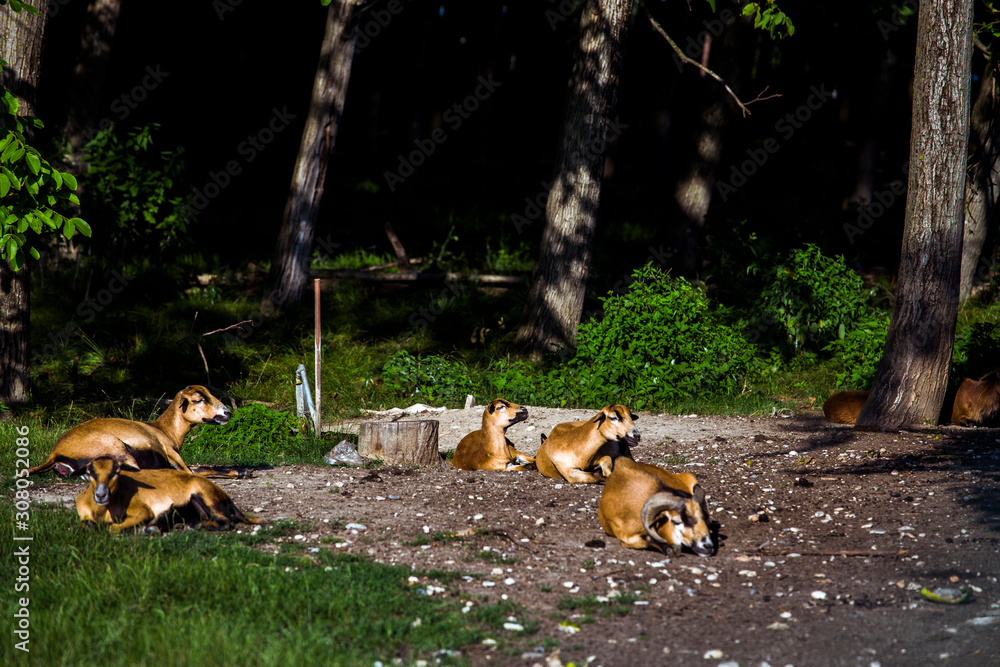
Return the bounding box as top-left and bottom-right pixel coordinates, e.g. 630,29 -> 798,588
0,173 -> 8,197
51,169 -> 63,190
71,217 -> 92,237
25,152 -> 41,175
62,171 -> 78,190
62,217 -> 76,239
1,90 -> 17,115
27,246 -> 39,260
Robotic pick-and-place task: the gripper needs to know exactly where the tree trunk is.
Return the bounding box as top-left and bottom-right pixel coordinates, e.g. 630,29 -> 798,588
516,0 -> 631,358
62,0 -> 122,157
856,0 -> 975,429
357,420 -> 443,467
959,59 -> 1000,301
262,0 -> 359,316
1,0 -> 51,413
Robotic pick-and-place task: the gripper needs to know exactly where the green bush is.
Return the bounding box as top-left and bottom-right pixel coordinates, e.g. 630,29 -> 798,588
952,317 -> 1000,381
759,244 -> 871,352
81,123 -> 191,257
567,264 -> 760,407
381,350 -> 478,405
184,402 -> 311,466
823,313 -> 889,389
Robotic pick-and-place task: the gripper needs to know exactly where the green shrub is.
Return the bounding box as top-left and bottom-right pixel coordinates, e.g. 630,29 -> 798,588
81,123 -> 191,257
567,264 -> 760,407
381,350 -> 477,405
184,402 -> 312,466
759,244 -> 871,352
952,317 -> 1000,381
823,313 -> 889,389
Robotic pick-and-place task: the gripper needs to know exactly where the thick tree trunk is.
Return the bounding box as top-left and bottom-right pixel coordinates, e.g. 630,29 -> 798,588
263,0 -> 359,316
959,60 -> 1000,301
856,0 -> 974,429
62,0 -> 122,156
516,0 -> 631,358
1,1 -> 51,413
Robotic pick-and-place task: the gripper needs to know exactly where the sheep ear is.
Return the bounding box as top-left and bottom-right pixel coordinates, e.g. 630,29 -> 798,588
630,412 -> 639,421
593,413 -> 606,425
488,402 -> 496,414
180,398 -> 189,413
693,484 -> 705,504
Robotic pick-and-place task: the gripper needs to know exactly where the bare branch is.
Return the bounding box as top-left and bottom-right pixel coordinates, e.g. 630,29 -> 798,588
201,320 -> 254,337
642,3 -> 780,117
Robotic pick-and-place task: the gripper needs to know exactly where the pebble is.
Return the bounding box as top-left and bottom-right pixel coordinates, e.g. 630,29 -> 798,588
504,578 -> 516,585
703,649 -> 724,659
503,622 -> 524,632
767,622 -> 790,630
563,581 -> 575,588
967,617 -> 1000,626
345,523 -> 367,531
811,591 -> 828,600
482,581 -> 496,587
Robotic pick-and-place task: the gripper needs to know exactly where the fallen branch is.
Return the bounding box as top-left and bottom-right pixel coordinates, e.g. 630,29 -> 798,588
641,2 -> 781,117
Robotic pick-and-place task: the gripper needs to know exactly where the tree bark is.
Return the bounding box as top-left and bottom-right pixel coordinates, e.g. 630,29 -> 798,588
1,1 -> 51,413
959,59 -> 1000,301
856,0 -> 975,429
515,0 -> 631,358
262,0 -> 359,316
62,0 -> 122,157
357,420 -> 443,467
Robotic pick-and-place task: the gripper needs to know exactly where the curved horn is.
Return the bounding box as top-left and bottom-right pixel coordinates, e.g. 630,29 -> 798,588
641,491 -> 687,544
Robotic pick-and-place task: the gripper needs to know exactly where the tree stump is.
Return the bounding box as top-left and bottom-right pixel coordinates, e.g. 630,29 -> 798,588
357,420 -> 443,467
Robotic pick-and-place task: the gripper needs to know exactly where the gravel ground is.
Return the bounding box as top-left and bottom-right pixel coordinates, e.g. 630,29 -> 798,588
40,403 -> 1000,666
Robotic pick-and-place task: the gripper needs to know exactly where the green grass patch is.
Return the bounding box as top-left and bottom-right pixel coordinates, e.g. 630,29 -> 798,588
0,501 -> 527,666
556,592 -> 637,617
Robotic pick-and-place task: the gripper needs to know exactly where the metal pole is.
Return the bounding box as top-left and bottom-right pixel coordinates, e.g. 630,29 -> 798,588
314,278 -> 322,435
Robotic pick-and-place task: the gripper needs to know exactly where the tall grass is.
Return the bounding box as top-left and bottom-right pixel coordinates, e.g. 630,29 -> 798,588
0,500 -> 522,666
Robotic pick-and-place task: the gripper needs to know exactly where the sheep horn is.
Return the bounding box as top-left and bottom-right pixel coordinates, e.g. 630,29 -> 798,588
641,490 -> 687,545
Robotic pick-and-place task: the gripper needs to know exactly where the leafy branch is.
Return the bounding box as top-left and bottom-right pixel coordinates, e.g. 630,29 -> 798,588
1,59 -> 91,270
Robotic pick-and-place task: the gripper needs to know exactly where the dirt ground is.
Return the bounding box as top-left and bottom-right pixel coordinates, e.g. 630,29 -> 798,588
42,403 -> 1000,666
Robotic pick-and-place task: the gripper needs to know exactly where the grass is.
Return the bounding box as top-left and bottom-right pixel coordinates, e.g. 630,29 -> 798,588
0,499 -> 529,666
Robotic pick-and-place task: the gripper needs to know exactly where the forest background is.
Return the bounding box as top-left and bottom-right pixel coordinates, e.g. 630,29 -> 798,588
4,0 -> 1000,426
